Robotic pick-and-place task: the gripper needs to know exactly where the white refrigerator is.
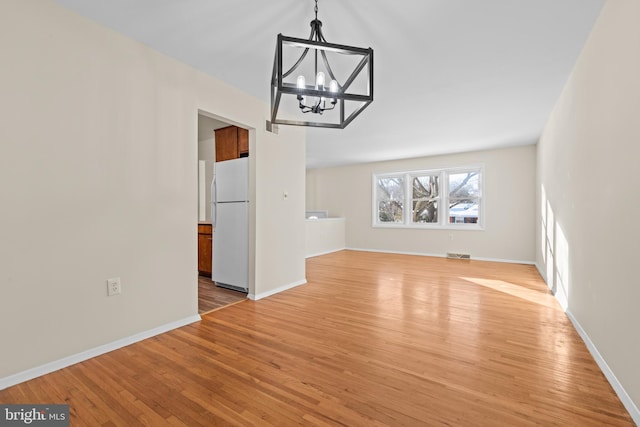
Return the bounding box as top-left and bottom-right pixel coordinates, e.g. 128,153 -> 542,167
211,157 -> 249,292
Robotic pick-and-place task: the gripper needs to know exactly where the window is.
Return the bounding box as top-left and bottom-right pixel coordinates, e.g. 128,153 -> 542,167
377,175 -> 404,223
373,166 -> 483,229
412,174 -> 439,224
448,172 -> 480,224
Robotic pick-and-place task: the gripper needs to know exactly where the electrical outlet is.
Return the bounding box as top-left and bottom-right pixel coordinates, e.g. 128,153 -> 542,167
107,277 -> 121,296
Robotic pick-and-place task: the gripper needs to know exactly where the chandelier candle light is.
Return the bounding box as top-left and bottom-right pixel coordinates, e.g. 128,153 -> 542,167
270,0 -> 374,129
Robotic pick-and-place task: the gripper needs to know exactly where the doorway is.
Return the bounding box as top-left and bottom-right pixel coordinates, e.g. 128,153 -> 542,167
197,113 -> 247,314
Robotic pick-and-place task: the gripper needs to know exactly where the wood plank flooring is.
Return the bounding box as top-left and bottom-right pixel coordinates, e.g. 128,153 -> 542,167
198,275 -> 247,313
0,251 -> 634,426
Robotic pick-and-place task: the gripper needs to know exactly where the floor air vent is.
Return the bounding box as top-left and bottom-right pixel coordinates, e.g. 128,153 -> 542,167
447,252 -> 471,260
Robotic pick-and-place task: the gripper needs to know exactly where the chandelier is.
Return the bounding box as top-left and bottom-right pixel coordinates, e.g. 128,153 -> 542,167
270,0 -> 374,129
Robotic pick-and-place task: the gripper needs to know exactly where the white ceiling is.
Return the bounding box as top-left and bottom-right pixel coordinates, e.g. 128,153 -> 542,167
54,0 -> 604,168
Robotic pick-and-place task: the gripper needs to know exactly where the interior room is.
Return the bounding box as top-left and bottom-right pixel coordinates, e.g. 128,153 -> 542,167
196,113 -> 248,313
1,0 -> 638,425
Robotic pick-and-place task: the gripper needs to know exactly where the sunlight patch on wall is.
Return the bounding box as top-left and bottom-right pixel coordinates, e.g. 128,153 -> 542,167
555,223 -> 570,310
541,186 -> 547,263
541,185 -> 555,287
545,199 -> 555,289
539,184 -> 570,311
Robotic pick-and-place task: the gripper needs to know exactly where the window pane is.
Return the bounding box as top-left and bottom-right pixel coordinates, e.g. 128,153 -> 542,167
448,172 -> 479,224
412,175 -> 438,223
413,200 -> 438,223
377,177 -> 404,223
412,175 -> 439,199
448,172 -> 479,199
448,202 -> 478,223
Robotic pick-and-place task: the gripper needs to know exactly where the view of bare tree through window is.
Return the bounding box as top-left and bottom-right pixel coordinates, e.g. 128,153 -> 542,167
448,172 -> 479,223
377,177 -> 404,222
374,168 -> 482,227
412,175 -> 439,223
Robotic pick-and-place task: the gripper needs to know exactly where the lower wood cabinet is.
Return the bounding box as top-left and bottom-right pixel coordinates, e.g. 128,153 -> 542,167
198,224 -> 212,276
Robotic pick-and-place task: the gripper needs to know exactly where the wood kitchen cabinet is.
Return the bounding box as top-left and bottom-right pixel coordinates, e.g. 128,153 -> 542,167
237,127 -> 248,156
215,126 -> 249,162
198,224 -> 213,276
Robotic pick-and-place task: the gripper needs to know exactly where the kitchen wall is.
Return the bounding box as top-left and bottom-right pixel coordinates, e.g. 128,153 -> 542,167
197,115 -> 218,221
536,0 -> 640,417
307,145 -> 536,263
0,0 -> 305,383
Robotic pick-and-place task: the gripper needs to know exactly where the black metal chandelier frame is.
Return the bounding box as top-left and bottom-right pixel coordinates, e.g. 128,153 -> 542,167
270,0 -> 374,129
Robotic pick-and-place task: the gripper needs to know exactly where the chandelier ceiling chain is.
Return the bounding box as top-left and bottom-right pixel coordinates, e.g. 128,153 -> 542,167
270,0 -> 374,129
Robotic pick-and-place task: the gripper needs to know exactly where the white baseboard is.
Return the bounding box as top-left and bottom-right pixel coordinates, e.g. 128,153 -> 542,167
346,247 -> 448,259
536,262 -> 570,310
248,279 -> 307,301
0,314 -> 201,391
566,311 -> 640,425
305,247 -> 346,259
470,256 -> 535,265
535,262 -> 548,284
536,262 -> 639,423
346,247 -> 535,265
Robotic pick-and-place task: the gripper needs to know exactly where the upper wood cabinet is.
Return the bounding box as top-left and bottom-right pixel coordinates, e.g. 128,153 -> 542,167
215,126 -> 249,162
237,128 -> 249,157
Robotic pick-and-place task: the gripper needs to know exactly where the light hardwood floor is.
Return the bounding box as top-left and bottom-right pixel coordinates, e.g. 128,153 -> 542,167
198,276 -> 247,313
0,251 -> 633,426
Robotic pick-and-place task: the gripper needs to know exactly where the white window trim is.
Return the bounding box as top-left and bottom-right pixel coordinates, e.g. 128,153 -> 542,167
372,165 -> 485,230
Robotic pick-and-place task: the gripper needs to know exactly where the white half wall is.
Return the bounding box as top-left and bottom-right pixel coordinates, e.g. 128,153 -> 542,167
536,0 -> 640,419
307,145 -> 536,263
0,0 -> 305,381
305,218 -> 346,258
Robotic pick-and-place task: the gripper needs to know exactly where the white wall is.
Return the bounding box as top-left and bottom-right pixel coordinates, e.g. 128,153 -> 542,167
536,0 -> 640,417
0,0 -> 306,381
307,145 -> 536,263
197,115 -> 217,221
253,125 -> 307,300
306,218 -> 346,258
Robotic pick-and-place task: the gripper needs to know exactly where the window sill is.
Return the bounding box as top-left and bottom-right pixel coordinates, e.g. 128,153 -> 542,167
372,223 -> 484,231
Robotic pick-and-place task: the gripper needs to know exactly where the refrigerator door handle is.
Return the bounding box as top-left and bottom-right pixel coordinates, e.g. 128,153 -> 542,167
211,174 -> 217,228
